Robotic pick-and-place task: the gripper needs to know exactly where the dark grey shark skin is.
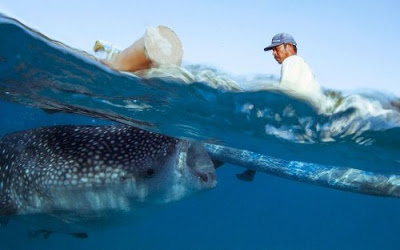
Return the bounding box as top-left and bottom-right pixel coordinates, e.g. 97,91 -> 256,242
0,125 -> 216,230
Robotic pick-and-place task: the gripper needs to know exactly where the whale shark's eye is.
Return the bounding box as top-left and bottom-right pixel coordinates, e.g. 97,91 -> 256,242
146,168 -> 155,177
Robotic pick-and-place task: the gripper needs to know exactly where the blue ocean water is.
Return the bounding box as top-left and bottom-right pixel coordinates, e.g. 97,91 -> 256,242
1,14 -> 400,250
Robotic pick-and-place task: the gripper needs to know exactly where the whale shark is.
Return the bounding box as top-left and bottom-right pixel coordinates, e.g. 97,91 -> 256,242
0,125 -> 216,236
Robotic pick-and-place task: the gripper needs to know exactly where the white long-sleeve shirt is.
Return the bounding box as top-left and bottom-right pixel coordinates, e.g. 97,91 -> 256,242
280,55 -> 322,99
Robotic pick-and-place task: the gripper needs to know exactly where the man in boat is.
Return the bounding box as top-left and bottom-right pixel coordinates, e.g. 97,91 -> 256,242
237,33 -> 322,182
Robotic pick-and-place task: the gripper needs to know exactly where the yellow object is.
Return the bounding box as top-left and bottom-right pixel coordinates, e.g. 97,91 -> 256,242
93,40 -> 103,52
93,40 -> 121,61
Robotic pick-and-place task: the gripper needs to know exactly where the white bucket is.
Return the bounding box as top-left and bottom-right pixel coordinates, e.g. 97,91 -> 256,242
109,26 -> 183,72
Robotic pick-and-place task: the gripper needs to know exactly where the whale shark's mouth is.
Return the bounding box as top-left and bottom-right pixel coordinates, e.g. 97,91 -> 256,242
185,142 -> 217,188
193,170 -> 211,183
190,169 -> 217,188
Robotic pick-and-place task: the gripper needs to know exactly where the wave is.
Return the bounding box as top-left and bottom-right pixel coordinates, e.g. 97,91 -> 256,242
0,13 -> 399,175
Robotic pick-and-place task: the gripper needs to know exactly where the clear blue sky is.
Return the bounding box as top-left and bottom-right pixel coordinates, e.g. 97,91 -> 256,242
1,0 -> 399,95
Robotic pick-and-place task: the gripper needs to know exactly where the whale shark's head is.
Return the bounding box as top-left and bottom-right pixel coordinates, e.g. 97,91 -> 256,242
0,125 -> 216,215
118,139 -> 217,205
131,140 -> 217,203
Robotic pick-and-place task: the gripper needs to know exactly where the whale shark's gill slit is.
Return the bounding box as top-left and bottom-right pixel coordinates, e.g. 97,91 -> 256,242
100,141 -> 113,154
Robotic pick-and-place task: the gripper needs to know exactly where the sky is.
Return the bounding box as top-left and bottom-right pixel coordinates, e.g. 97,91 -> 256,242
1,0 -> 399,95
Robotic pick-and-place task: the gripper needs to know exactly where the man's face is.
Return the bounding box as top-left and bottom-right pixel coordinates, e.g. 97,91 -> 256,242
272,44 -> 292,64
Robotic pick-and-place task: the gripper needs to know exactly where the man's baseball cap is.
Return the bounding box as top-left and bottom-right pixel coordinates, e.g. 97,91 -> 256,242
264,33 -> 297,51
